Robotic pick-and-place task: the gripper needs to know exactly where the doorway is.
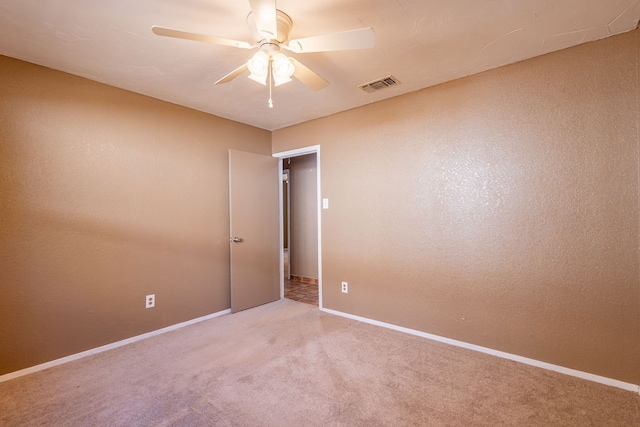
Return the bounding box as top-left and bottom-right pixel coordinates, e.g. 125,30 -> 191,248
273,146 -> 322,308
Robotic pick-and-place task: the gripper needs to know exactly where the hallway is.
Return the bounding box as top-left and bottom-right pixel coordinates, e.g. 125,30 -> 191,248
283,249 -> 318,305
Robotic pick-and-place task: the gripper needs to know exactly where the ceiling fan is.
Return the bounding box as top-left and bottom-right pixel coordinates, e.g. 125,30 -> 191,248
151,0 -> 375,107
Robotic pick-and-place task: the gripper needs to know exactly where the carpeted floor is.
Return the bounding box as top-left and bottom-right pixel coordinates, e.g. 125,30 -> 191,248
1,299 -> 639,426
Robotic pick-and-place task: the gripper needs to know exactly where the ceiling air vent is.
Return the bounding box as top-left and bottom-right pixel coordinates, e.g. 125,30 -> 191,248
359,75 -> 400,93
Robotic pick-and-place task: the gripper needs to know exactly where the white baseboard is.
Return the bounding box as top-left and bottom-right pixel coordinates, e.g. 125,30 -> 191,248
321,307 -> 640,395
0,308 -> 231,384
4,305 -> 637,395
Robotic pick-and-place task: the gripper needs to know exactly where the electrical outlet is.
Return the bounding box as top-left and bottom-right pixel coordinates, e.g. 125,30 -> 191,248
341,282 -> 348,293
145,294 -> 155,309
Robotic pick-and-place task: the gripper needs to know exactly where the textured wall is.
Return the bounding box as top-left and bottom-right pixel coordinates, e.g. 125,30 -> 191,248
0,56 -> 271,375
273,30 -> 640,384
289,154 -> 318,279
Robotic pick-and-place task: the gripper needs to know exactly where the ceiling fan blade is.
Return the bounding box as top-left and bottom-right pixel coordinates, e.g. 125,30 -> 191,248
248,0 -> 278,39
290,58 -> 329,91
215,63 -> 249,85
287,27 -> 375,53
151,26 -> 252,49
246,12 -> 262,42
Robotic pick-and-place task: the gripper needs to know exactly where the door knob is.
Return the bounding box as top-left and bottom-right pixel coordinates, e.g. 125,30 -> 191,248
230,237 -> 242,243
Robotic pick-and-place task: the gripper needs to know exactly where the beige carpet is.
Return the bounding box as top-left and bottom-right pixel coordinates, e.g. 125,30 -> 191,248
1,299 -> 639,426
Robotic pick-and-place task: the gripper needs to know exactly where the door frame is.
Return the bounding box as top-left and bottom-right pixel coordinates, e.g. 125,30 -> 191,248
282,167 -> 291,260
272,145 -> 322,309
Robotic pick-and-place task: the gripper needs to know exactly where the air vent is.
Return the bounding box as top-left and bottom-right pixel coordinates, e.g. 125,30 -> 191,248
359,75 -> 400,93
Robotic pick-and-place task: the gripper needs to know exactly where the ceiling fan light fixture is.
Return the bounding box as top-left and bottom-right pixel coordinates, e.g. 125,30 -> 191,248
247,50 -> 269,84
272,52 -> 295,86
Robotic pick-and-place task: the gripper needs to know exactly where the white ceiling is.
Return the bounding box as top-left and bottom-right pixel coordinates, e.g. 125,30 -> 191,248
1,0 -> 639,131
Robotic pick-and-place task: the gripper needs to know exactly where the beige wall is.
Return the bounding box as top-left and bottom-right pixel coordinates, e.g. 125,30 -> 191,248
273,30 -> 640,384
2,28 -> 639,385
288,154 -> 318,279
0,55 -> 271,375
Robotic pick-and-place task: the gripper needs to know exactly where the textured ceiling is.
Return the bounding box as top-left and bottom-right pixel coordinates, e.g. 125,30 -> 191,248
1,0 -> 639,131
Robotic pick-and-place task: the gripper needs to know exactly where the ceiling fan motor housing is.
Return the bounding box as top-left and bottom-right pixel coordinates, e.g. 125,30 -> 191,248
247,9 -> 293,45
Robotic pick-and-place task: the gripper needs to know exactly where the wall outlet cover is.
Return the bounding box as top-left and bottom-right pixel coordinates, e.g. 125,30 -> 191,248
146,294 -> 155,309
